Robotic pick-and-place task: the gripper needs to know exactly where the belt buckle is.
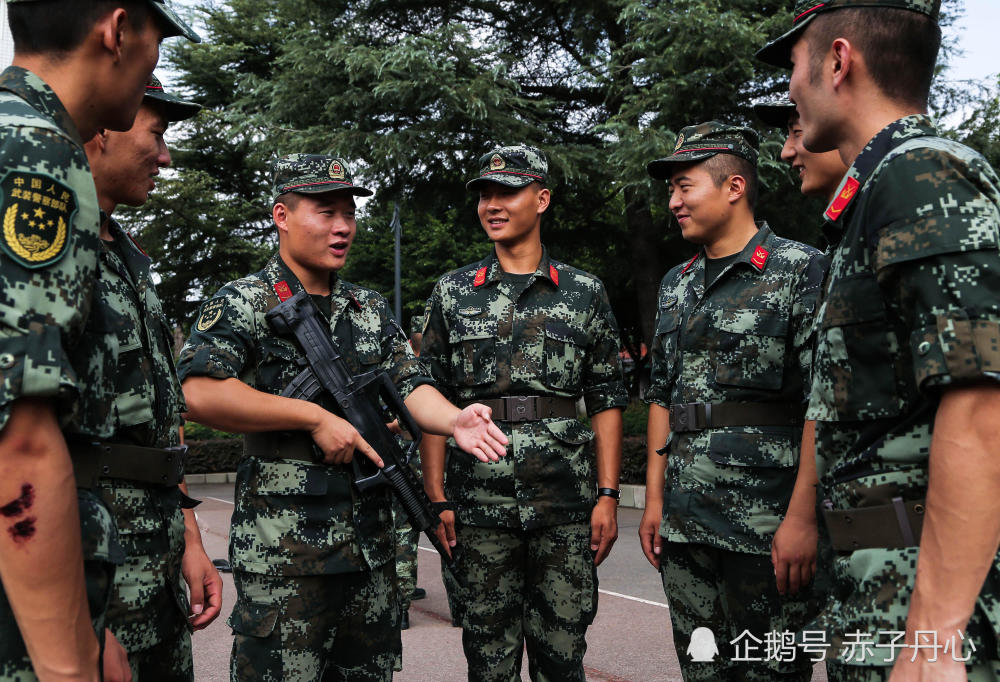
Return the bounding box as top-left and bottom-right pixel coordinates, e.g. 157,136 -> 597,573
670,403 -> 700,432
503,396 -> 537,422
166,445 -> 188,485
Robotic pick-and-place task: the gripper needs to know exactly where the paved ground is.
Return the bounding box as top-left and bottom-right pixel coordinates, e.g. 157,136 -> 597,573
187,482 -> 828,681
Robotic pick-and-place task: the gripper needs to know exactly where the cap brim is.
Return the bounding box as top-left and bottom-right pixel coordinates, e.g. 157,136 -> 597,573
756,15 -> 815,69
145,92 -> 202,122
151,2 -> 202,43
278,182 -> 374,200
466,173 -> 538,191
646,151 -> 722,180
753,103 -> 795,128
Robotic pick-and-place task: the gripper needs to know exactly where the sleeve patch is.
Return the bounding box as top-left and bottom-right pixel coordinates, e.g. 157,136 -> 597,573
195,298 -> 227,332
0,171 -> 77,269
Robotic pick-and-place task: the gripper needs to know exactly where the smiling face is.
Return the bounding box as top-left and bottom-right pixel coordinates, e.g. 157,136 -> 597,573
477,181 -> 549,247
780,113 -> 848,202
276,192 -> 357,276
667,163 -> 734,247
92,103 -> 170,208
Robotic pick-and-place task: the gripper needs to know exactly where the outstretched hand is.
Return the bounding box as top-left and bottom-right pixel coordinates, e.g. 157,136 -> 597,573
452,404 -> 508,462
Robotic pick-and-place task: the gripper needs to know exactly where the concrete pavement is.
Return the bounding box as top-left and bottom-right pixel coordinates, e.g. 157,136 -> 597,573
186,482 -> 827,681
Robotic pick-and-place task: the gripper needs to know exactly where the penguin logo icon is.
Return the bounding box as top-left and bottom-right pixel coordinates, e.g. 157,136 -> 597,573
687,627 -> 719,662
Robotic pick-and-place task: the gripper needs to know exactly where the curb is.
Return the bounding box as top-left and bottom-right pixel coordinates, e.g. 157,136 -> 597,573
184,475 -> 649,509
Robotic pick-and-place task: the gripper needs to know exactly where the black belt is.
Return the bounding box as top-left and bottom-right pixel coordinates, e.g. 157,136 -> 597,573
70,441 -> 187,488
244,432 -> 317,463
668,401 -> 803,433
459,396 -> 577,422
823,497 -> 926,552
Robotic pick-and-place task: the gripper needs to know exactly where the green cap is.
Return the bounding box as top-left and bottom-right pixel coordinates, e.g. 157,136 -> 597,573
647,121 -> 759,180
756,0 -> 939,68
466,144 -> 548,191
271,154 -> 374,204
753,97 -> 796,128
7,0 -> 202,42
144,74 -> 200,122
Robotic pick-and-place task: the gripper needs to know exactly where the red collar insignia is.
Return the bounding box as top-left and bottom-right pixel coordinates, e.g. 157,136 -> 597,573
549,264 -> 559,286
750,246 -> 770,271
274,281 -> 292,302
348,292 -> 362,310
126,231 -> 148,256
681,253 -> 699,274
825,176 -> 860,222
473,267 -> 487,287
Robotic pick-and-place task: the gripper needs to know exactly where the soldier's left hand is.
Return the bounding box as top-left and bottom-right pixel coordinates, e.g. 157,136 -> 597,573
590,498 -> 619,566
770,513 -> 817,595
452,404 -> 508,462
103,629 -> 132,682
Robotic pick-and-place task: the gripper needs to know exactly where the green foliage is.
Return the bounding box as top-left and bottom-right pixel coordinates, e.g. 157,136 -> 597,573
128,0 -> 995,359
183,420 -> 240,441
622,399 -> 648,437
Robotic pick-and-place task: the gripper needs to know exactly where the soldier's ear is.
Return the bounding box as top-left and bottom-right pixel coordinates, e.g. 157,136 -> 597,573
96,8 -> 130,62
727,174 -> 747,205
536,187 -> 551,215
273,203 -> 289,234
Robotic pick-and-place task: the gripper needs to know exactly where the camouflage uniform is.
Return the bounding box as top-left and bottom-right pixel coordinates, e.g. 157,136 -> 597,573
645,122 -> 827,681
0,65 -> 121,680
95,214 -> 194,681
392,457 -> 420,615
422,145 -> 628,682
177,155 -> 430,681
803,115 -> 1000,681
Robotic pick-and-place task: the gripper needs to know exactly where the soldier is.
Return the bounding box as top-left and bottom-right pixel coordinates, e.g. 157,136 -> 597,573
754,98 -> 848,205
758,1 -> 1000,680
82,75 -> 221,681
638,121 -> 828,681
754,98 -> 847,602
176,154 -> 508,681
0,1 -> 197,680
421,144 -> 628,681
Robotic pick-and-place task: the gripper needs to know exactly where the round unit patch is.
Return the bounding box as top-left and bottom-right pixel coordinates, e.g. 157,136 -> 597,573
0,171 -> 76,269
195,298 -> 227,332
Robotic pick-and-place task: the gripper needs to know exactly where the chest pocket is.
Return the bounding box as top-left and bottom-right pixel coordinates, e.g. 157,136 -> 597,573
260,338 -> 301,395
813,273 -> 902,420
715,308 -> 788,391
543,319 -> 588,391
449,316 -> 497,387
349,315 -> 384,370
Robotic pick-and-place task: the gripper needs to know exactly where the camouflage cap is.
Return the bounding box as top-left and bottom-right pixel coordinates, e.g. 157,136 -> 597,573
466,144 -> 548,191
756,0 -> 939,68
753,97 -> 797,128
7,0 -> 202,43
144,74 -> 201,122
647,121 -> 759,180
270,154 -> 374,204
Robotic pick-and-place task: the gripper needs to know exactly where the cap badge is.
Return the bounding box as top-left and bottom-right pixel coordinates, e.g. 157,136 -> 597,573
329,161 -> 345,180
490,154 -> 506,171
673,134 -> 685,153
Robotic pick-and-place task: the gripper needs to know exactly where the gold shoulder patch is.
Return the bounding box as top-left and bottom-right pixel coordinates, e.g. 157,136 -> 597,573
0,171 -> 77,269
195,298 -> 227,332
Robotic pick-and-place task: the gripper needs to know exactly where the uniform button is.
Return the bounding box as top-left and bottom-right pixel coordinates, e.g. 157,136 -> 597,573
917,341 -> 932,356
0,353 -> 15,369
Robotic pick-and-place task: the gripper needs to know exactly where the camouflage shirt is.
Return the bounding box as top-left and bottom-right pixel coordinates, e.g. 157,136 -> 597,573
421,246 -> 628,529
646,223 -> 827,555
177,253 -> 432,575
96,218 -> 188,650
0,66 -> 118,566
807,115 -> 1000,658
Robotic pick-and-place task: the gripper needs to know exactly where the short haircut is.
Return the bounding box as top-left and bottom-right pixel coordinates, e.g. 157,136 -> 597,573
8,0 -> 153,56
702,153 -> 759,210
806,7 -> 941,109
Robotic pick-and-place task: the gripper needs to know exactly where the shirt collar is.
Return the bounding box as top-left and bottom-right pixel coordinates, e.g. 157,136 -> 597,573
683,222 -> 775,278
0,66 -> 84,147
822,114 -> 937,228
476,244 -> 559,287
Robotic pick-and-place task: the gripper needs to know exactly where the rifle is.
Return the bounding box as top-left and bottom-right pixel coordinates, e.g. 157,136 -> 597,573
266,290 -> 464,585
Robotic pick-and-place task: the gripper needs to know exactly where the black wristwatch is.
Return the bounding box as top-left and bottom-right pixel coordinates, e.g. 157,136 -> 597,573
430,500 -> 456,515
597,487 -> 621,501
